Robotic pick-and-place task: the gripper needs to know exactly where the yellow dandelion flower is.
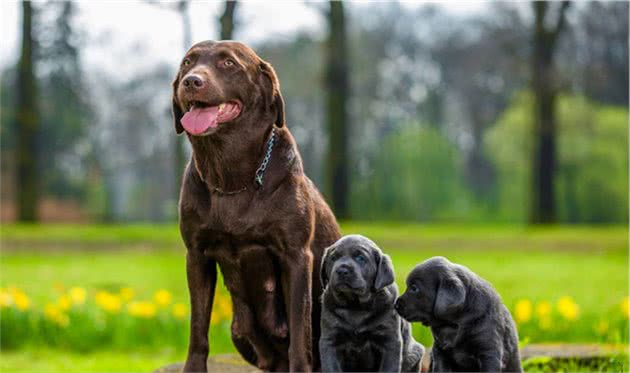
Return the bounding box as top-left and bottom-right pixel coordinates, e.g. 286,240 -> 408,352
514,299 -> 532,324
11,289 -> 30,311
538,316 -> 552,330
535,301 -> 552,319
210,294 -> 232,325
210,309 -> 223,326
595,320 -> 609,336
154,290 -> 172,307
119,287 -> 134,302
44,303 -> 70,327
0,288 -> 12,308
95,291 -> 122,313
621,297 -> 629,319
172,303 -> 188,320
68,287 -> 87,305
58,295 -> 72,311
556,296 -> 579,321
128,301 -> 157,318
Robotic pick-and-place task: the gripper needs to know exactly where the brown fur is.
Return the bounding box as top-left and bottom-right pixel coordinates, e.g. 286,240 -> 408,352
172,40 -> 341,372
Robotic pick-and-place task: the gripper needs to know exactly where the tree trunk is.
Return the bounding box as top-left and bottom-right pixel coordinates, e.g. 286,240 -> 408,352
15,1 -> 39,222
220,1 -> 238,40
530,1 -> 569,224
174,0 -> 191,199
325,1 -> 350,219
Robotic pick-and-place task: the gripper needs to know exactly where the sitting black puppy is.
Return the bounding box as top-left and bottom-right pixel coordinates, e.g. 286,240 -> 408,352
319,235 -> 425,372
395,257 -> 522,372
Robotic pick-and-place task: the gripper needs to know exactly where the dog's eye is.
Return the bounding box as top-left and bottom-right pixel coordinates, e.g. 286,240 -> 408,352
354,254 -> 366,264
409,284 -> 419,293
224,59 -> 235,67
182,58 -> 191,66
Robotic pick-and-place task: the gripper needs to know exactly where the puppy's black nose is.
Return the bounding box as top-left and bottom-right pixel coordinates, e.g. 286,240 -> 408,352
394,299 -> 403,311
183,74 -> 204,89
336,265 -> 351,276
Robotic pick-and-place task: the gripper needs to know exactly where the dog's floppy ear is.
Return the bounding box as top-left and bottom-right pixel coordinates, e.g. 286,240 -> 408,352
434,270 -> 466,319
259,60 -> 286,127
320,245 -> 336,288
373,252 -> 395,291
172,77 -> 185,134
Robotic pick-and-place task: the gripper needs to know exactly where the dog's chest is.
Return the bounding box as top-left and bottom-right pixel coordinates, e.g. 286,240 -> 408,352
451,349 -> 479,370
336,334 -> 380,371
199,195 -> 268,238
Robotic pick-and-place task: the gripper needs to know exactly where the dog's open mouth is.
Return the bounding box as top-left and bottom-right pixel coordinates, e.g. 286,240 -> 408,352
181,100 -> 241,135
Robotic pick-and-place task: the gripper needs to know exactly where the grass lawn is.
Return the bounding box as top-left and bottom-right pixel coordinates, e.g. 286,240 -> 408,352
0,349 -> 182,373
1,223 -> 628,371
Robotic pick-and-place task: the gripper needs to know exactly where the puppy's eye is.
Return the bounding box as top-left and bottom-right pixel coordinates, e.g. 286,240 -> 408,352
182,58 -> 191,66
409,284 -> 419,293
354,254 -> 366,264
224,59 -> 235,67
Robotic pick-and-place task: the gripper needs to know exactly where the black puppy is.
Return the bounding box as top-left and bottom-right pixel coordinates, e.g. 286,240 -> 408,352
395,257 -> 522,372
319,235 -> 425,372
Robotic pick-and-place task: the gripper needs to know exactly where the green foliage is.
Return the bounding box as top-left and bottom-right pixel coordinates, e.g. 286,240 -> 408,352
485,92 -> 629,223
351,124 -> 468,221
523,355 -> 628,373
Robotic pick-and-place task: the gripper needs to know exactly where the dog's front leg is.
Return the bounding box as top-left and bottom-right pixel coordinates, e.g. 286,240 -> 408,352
478,349 -> 502,372
183,250 -> 217,373
379,337 -> 403,372
430,347 -> 453,372
282,250 -> 313,372
319,335 -> 342,372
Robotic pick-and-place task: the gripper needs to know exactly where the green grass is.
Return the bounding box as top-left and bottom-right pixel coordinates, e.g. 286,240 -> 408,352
1,223 -> 628,371
0,349 -> 183,373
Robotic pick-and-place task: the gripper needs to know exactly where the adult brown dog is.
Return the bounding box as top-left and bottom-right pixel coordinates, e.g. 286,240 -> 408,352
171,40 -> 340,372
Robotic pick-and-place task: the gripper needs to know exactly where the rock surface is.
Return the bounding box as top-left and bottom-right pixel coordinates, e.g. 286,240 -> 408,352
153,355 -> 260,373
154,344 -> 627,373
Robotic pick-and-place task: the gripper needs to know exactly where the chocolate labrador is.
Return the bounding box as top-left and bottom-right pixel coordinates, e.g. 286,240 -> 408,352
319,235 -> 425,372
395,257 -> 522,372
172,40 -> 341,372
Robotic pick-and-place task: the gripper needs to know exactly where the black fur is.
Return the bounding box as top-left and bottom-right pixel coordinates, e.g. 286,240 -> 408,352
395,257 -> 523,372
319,235 -> 424,372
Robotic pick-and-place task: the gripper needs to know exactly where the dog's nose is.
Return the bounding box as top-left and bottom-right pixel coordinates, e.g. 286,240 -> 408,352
394,299 -> 403,311
183,74 -> 204,89
336,265 -> 351,276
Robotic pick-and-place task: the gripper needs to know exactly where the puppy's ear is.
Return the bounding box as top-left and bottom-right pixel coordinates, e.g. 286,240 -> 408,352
320,246 -> 336,288
434,271 -> 466,319
373,252 -> 395,291
172,78 -> 185,135
259,60 -> 286,127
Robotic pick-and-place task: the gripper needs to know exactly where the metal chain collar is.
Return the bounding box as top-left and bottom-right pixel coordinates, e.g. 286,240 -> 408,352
208,126 -> 276,194
254,126 -> 276,188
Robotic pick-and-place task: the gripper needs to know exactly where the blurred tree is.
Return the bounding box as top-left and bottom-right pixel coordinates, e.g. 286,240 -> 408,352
325,1 -> 350,219
486,92 -> 628,223
352,123 -> 466,221
575,2 -> 629,106
530,1 -> 570,224
220,1 -> 238,40
38,1 -> 92,201
175,0 -> 191,197
15,1 -> 39,221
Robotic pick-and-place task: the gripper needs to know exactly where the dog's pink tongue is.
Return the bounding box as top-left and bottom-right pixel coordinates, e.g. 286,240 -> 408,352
181,106 -> 220,135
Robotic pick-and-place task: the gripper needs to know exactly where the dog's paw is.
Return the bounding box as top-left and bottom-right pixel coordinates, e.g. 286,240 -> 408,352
182,356 -> 207,373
